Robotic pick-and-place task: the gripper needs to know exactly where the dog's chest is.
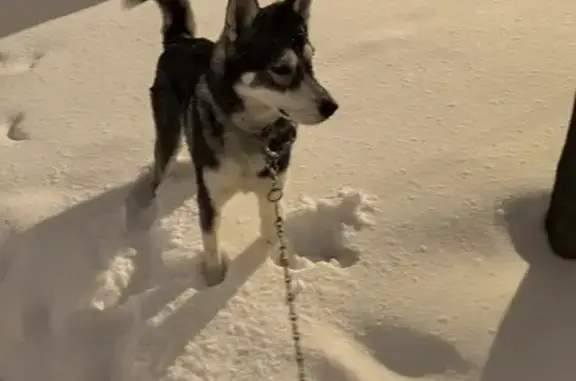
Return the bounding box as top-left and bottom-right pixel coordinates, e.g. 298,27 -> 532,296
217,133 -> 268,189
216,121 -> 296,189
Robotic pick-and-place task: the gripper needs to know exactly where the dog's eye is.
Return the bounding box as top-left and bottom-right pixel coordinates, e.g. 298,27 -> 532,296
269,64 -> 292,76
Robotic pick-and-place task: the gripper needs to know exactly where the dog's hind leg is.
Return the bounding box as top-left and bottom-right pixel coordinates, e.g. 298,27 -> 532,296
148,79 -> 183,200
125,78 -> 182,232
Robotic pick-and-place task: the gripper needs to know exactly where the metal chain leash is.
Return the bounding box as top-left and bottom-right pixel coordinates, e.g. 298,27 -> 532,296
264,145 -> 307,381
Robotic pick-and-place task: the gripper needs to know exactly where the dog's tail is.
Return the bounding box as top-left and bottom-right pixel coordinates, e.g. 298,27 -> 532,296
123,0 -> 196,46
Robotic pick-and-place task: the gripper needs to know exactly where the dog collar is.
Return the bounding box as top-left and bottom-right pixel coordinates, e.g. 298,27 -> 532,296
260,118 -> 297,158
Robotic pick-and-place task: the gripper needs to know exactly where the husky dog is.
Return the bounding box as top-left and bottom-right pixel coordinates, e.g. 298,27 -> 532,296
124,0 -> 339,286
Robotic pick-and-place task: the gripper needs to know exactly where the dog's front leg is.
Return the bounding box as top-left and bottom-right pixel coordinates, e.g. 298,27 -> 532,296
197,171 -> 232,287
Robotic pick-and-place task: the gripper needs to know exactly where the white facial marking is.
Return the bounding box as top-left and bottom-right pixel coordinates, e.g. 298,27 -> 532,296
276,49 -> 298,69
303,44 -> 314,61
233,46 -> 333,126
285,49 -> 298,67
241,72 -> 256,85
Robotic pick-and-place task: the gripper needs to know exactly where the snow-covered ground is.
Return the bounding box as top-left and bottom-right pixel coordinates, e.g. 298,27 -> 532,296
1,0 -> 575,380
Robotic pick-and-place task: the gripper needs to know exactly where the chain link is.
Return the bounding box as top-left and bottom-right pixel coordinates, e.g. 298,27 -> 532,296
264,146 -> 307,381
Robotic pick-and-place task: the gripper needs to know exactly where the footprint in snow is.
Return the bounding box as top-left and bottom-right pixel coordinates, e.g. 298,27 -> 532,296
0,50 -> 43,77
1,112 -> 29,143
283,188 -> 378,268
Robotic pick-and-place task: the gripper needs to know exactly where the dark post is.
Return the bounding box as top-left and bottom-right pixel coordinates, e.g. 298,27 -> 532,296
545,91 -> 576,258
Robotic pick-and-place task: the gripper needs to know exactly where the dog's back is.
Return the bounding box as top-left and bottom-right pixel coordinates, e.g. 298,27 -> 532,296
124,0 -> 214,101
155,37 -> 213,103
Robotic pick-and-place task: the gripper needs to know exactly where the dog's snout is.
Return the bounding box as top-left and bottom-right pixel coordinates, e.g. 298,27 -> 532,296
319,99 -> 339,119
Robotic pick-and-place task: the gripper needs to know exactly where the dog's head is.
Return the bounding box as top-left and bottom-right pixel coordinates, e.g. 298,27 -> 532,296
212,0 -> 339,126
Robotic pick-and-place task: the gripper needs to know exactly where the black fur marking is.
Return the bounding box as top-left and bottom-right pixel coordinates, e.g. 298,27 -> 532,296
156,37 -> 214,103
149,79 -> 183,193
236,2 -> 308,70
148,36 -> 216,196
158,0 -> 195,47
207,1 -> 311,113
187,98 -> 221,170
196,171 -> 216,233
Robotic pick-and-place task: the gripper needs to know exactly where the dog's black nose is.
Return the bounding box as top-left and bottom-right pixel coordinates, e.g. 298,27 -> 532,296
319,99 -> 339,118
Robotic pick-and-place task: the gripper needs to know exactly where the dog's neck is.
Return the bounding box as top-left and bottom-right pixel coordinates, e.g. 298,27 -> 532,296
230,96 -> 284,132
199,79 -> 296,155
202,77 -> 284,134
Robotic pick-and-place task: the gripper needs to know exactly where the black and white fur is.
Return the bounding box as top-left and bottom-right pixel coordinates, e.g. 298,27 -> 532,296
124,0 -> 339,286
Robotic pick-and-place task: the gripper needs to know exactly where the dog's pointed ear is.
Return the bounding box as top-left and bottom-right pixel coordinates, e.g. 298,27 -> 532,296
286,0 -> 312,21
224,0 -> 260,41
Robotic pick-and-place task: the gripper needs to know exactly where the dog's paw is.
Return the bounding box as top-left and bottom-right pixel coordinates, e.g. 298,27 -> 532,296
125,196 -> 158,232
200,253 -> 230,287
124,179 -> 159,232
